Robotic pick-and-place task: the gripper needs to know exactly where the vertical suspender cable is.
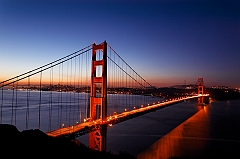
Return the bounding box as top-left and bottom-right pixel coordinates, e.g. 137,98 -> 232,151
135,72 -> 137,108
73,56 -> 76,130
114,49 -> 116,115
118,57 -> 120,113
131,69 -> 133,109
78,53 -> 81,123
0,86 -> 3,124
80,53 -> 83,122
26,77 -> 30,130
66,61 -> 69,126
15,78 -> 18,125
11,83 -> 14,125
69,58 -> 72,126
49,66 -> 53,131
116,51 -> 118,113
73,56 -> 76,124
113,49 -> 115,115
58,63 -> 61,128
122,60 -> 124,112
60,62 -> 63,128
85,50 -> 88,119
110,49 -> 111,115
39,71 -> 42,129
51,66 -> 53,130
133,70 -> 134,108
48,67 -> 51,131
126,65 -> 128,111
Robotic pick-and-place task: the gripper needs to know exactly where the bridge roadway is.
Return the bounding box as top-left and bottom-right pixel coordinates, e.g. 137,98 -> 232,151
46,94 -> 209,138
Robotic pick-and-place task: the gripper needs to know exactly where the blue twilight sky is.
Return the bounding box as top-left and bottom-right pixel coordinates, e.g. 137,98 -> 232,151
0,0 -> 240,88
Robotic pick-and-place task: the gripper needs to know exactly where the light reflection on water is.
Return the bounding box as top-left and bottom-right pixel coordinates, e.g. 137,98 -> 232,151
137,100 -> 240,159
77,100 -> 202,155
137,106 -> 209,159
77,100 -> 240,159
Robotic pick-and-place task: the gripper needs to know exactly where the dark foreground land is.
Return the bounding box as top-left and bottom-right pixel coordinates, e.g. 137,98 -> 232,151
0,124 -> 136,159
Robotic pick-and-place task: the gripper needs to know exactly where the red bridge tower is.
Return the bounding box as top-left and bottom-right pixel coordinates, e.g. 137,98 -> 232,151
89,41 -> 107,151
197,77 -> 204,105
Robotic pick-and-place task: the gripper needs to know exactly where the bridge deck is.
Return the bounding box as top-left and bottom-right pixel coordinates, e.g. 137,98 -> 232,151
46,94 -> 209,138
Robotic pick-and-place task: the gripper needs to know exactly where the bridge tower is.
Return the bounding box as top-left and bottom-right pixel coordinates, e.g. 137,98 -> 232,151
197,77 -> 204,105
197,77 -> 204,95
89,41 -> 107,151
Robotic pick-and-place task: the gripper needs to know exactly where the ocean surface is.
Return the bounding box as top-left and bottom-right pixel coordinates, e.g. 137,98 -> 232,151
0,90 -> 161,132
77,99 -> 240,159
1,90 -> 240,158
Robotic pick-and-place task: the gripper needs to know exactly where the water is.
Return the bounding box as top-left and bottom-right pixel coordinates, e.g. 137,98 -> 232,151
77,100 -> 202,154
0,89 -> 161,132
136,99 -> 240,159
0,90 -> 91,131
1,90 -> 239,158
77,99 -> 240,158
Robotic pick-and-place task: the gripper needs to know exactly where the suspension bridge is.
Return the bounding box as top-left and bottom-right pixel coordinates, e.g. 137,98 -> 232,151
0,41 -> 209,151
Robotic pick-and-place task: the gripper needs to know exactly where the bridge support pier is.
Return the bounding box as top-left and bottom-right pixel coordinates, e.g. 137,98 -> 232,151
89,125 -> 107,151
89,41 -> 107,151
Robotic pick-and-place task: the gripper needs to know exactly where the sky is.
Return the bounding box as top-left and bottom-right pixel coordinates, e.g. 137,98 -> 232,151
0,0 -> 240,88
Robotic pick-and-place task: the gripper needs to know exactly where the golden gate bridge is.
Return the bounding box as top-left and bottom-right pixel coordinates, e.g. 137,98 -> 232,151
0,41 -> 208,151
